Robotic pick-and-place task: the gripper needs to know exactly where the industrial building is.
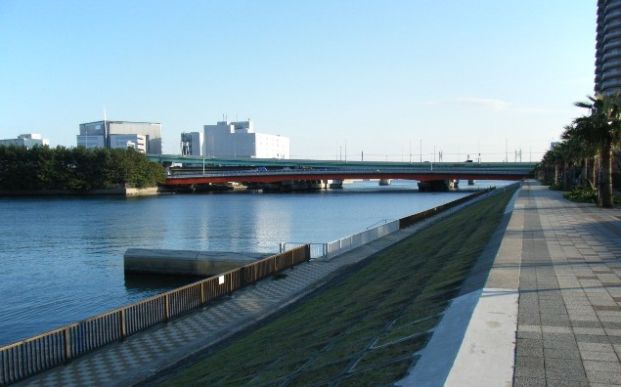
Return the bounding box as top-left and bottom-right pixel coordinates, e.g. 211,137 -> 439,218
0,133 -> 49,149
595,0 -> 621,95
203,120 -> 289,159
180,131 -> 203,156
76,120 -> 162,154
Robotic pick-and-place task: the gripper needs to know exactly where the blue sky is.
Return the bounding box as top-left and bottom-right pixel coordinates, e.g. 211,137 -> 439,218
0,0 -> 596,161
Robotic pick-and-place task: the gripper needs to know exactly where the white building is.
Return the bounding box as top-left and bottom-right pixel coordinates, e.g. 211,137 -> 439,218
203,120 -> 289,159
76,120 -> 162,154
180,131 -> 203,156
0,133 -> 49,149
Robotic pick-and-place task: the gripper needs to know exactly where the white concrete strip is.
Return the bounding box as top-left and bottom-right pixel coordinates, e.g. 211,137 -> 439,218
397,185 -> 523,386
396,289 -> 482,387
444,287 -> 518,387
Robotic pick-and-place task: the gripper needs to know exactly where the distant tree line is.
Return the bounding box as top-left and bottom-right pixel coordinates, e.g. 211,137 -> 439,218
538,94 -> 621,208
0,146 -> 165,192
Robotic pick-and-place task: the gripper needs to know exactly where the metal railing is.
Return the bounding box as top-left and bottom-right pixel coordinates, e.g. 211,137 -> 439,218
280,187 -> 497,262
0,245 -> 310,385
323,221 -> 400,259
279,242 -> 327,259
398,188 -> 492,228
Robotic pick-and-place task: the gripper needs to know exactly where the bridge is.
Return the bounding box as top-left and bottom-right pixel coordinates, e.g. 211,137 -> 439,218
149,155 -> 537,190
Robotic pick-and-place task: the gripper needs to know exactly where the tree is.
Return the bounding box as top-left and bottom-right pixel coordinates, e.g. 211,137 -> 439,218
573,94 -> 621,208
0,146 -> 165,193
561,123 -> 598,190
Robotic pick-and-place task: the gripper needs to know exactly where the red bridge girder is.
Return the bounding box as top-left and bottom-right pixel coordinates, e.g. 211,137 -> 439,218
164,173 -> 526,185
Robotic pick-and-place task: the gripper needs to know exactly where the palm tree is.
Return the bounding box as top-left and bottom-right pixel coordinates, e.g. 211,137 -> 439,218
573,94 -> 621,208
538,141 -> 573,189
562,123 -> 598,190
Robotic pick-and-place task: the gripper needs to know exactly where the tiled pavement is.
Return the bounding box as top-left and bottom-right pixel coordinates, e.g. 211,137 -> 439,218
514,182 -> 621,387
19,188 -> 495,386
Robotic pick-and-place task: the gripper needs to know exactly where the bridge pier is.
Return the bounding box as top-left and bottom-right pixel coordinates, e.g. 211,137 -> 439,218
328,179 -> 343,189
417,179 -> 459,192
259,180 -> 323,192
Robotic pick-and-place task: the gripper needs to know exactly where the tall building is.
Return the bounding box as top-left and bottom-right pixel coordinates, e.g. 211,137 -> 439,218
595,0 -> 621,95
0,133 -> 49,149
180,131 -> 203,156
203,120 -> 289,159
76,120 -> 162,154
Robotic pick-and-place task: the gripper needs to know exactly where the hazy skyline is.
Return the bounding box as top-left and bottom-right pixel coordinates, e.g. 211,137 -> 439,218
0,1 -> 596,161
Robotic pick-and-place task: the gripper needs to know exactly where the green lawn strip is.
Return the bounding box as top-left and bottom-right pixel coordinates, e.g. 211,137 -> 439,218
158,188 -> 516,386
338,358 -> 415,387
327,193 -> 511,383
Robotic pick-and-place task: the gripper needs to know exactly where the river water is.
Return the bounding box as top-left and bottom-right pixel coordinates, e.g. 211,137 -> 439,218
0,180 -> 502,345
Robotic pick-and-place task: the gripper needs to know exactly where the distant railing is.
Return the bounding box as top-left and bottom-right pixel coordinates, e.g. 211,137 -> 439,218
0,245 -> 310,385
324,221 -> 400,259
281,187 -> 497,261
398,188 -> 491,229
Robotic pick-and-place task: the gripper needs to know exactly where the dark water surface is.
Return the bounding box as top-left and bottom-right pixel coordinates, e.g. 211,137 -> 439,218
0,180 -> 503,345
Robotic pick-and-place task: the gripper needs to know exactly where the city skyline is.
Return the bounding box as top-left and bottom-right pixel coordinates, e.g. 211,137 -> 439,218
0,1 -> 596,161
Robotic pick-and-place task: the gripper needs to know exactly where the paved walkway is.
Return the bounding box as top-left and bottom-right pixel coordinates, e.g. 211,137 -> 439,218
20,190 -> 493,386
513,182 -> 621,386
402,180 -> 621,387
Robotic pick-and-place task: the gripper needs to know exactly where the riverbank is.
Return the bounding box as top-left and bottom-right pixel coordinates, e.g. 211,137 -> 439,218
151,186 -> 518,385
14,185 -> 511,385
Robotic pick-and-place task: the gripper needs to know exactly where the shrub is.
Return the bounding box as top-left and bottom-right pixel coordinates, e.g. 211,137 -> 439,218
564,188 -> 597,203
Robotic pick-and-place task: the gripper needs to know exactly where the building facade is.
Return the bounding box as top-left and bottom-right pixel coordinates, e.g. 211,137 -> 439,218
109,134 -> 147,153
203,120 -> 289,159
180,131 -> 203,156
76,120 -> 162,154
0,133 -> 49,149
596,0 -> 621,95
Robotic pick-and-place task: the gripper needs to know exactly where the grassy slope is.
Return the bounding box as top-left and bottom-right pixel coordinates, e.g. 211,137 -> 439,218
158,188 -> 516,386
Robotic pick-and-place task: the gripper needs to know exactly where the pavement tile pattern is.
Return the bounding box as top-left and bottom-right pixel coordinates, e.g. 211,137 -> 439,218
19,191 -> 487,386
514,182 -> 621,387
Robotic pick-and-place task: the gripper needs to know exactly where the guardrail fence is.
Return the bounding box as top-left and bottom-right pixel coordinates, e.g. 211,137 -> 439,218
0,245 -> 310,385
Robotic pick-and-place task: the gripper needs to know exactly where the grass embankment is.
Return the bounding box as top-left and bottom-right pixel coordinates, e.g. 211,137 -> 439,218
158,188 -> 516,386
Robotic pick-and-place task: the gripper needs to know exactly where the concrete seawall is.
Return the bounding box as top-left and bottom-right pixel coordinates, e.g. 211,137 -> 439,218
124,249 -> 266,276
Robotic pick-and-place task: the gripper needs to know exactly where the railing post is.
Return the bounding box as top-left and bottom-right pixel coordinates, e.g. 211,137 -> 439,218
164,294 -> 171,321
119,309 -> 127,338
200,282 -> 206,304
306,244 -> 311,261
63,328 -> 71,362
